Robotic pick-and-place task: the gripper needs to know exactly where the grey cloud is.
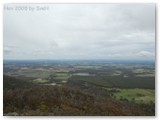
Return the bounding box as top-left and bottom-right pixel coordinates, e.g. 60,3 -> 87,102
136,51 -> 155,58
3,4 -> 155,60
4,47 -> 12,54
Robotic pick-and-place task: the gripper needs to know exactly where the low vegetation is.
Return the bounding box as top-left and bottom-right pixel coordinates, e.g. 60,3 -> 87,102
3,75 -> 155,116
3,60 -> 155,116
111,89 -> 155,104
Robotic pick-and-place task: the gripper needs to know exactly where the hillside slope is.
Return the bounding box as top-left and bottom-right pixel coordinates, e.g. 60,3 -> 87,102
3,75 -> 154,116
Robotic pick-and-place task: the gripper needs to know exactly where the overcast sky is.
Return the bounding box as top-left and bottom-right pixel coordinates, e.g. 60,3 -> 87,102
3,4 -> 155,60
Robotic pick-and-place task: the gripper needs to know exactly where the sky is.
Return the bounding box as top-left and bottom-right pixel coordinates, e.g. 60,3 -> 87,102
3,4 -> 155,60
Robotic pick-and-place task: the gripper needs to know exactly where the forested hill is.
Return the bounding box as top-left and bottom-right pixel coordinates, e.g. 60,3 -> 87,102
3,75 -> 36,90
3,75 -> 154,116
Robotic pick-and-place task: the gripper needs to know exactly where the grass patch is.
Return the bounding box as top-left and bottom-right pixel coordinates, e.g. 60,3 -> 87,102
113,88 -> 155,104
110,70 -> 122,76
136,74 -> 155,77
54,72 -> 70,80
33,78 -> 49,83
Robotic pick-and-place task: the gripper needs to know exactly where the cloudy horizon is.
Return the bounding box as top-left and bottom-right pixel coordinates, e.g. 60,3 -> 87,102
3,4 -> 155,60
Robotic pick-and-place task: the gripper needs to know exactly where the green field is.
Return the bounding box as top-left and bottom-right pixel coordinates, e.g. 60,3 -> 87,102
21,71 -> 51,79
33,78 -> 49,83
54,72 -> 70,80
113,89 -> 155,104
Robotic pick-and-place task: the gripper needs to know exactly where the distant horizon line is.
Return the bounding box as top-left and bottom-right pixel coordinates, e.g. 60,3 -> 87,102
3,59 -> 155,62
